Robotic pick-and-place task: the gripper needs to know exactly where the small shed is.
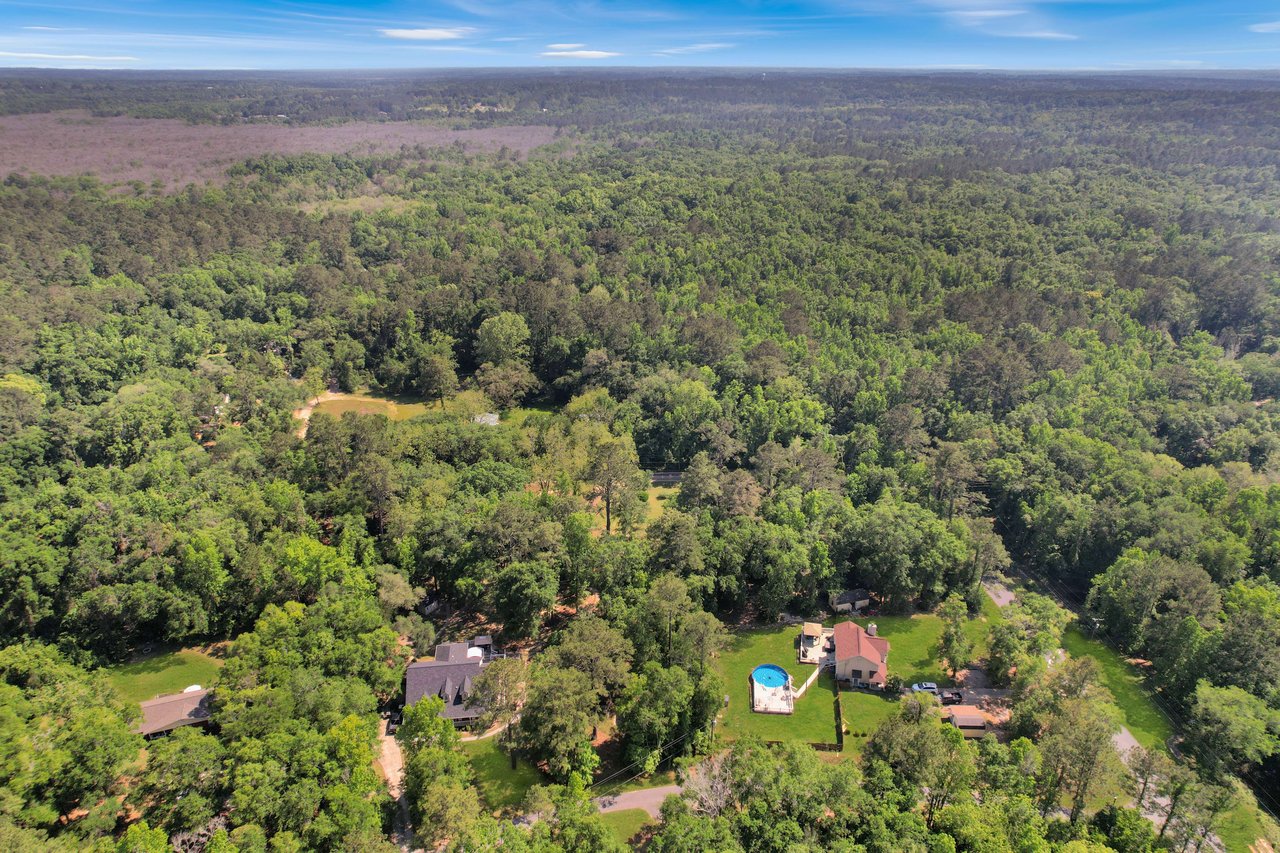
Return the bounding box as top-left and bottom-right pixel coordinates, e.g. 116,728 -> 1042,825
829,589 -> 872,614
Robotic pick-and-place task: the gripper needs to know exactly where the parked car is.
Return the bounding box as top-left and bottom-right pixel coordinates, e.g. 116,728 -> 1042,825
386,709 -> 403,735
940,690 -> 964,705
911,682 -> 939,694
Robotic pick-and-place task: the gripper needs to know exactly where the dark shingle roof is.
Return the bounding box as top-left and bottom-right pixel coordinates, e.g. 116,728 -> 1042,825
405,644 -> 486,722
833,589 -> 871,606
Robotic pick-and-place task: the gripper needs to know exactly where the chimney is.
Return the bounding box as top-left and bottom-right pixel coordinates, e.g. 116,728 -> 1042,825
867,623 -> 877,637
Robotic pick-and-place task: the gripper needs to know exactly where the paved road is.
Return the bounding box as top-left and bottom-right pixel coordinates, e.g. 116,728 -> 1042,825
595,784 -> 683,818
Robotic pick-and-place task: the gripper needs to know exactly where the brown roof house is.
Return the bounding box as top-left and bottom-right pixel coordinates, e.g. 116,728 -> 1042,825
832,622 -> 890,689
404,639 -> 493,728
946,705 -> 990,739
136,687 -> 213,739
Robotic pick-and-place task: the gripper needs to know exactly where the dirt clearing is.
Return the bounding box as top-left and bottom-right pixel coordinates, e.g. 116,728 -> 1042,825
0,111 -> 557,188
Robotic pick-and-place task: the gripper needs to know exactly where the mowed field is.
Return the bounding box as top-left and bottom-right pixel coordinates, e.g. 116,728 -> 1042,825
103,647 -> 224,706
0,111 -> 557,187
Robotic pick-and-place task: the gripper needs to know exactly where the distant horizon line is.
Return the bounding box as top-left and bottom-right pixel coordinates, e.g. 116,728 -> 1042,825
2,65 -> 1279,75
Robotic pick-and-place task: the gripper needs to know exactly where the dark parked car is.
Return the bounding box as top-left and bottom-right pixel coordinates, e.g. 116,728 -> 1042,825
386,709 -> 403,735
940,691 -> 964,706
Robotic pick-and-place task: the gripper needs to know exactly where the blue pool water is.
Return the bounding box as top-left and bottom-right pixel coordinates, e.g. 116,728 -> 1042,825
752,664 -> 789,689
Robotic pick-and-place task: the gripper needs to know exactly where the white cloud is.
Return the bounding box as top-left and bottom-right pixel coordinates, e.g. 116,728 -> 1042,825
417,45 -> 496,53
655,42 -> 733,55
1016,30 -> 1078,40
22,26 -> 84,31
541,49 -> 619,58
379,27 -> 476,40
546,43 -> 585,49
949,9 -> 1026,26
0,50 -> 137,61
909,2 -> 1078,41
1250,21 -> 1280,33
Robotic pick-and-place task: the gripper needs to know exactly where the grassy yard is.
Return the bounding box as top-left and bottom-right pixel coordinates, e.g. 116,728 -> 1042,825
501,401 -> 559,427
839,690 -> 900,754
715,610 -> 996,751
103,648 -> 223,706
599,808 -> 653,847
1060,627 -> 1173,750
845,609 -> 995,688
715,626 -> 842,747
461,736 -> 545,812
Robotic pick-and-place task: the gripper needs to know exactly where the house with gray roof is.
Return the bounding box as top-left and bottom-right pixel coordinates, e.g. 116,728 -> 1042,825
404,639 -> 494,728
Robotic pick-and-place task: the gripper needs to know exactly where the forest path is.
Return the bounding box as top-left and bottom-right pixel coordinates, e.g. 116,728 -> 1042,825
376,718 -> 415,851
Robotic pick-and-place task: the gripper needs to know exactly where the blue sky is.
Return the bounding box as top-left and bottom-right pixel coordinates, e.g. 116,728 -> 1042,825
2,0 -> 1280,70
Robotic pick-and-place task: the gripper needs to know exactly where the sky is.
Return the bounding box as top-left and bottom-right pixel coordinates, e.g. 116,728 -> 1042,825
2,0 -> 1280,71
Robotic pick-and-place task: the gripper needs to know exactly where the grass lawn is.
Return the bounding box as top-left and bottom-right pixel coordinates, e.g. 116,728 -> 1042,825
843,607 -> 998,688
461,737 -> 546,812
642,486 -> 677,528
716,626 -> 842,747
607,770 -> 678,796
501,401 -> 558,427
1217,794 -> 1279,853
312,392 -> 430,421
715,611 -> 994,750
103,648 -> 223,706
847,614 -> 950,687
840,690 -> 900,753
1060,627 -> 1173,750
599,808 -> 653,847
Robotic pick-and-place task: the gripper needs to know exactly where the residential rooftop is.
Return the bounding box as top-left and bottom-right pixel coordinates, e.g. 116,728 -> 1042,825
136,688 -> 212,737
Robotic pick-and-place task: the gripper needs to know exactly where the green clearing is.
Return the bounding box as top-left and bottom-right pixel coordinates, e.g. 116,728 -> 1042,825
311,392 -> 431,421
103,648 -> 223,706
714,611 -> 996,751
461,736 -> 545,811
606,771 -> 678,796
1060,627 -> 1173,750
599,808 -> 653,847
500,401 -> 559,427
643,485 -> 678,526
1216,793 -> 1279,853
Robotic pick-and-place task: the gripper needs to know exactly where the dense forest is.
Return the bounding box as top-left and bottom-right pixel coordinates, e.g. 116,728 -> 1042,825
0,71 -> 1278,851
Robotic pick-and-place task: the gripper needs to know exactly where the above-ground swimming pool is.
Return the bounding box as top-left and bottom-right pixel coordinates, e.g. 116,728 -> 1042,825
752,663 -> 789,689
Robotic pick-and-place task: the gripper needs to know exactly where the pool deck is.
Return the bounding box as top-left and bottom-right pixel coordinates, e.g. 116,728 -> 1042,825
751,665 -> 796,714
